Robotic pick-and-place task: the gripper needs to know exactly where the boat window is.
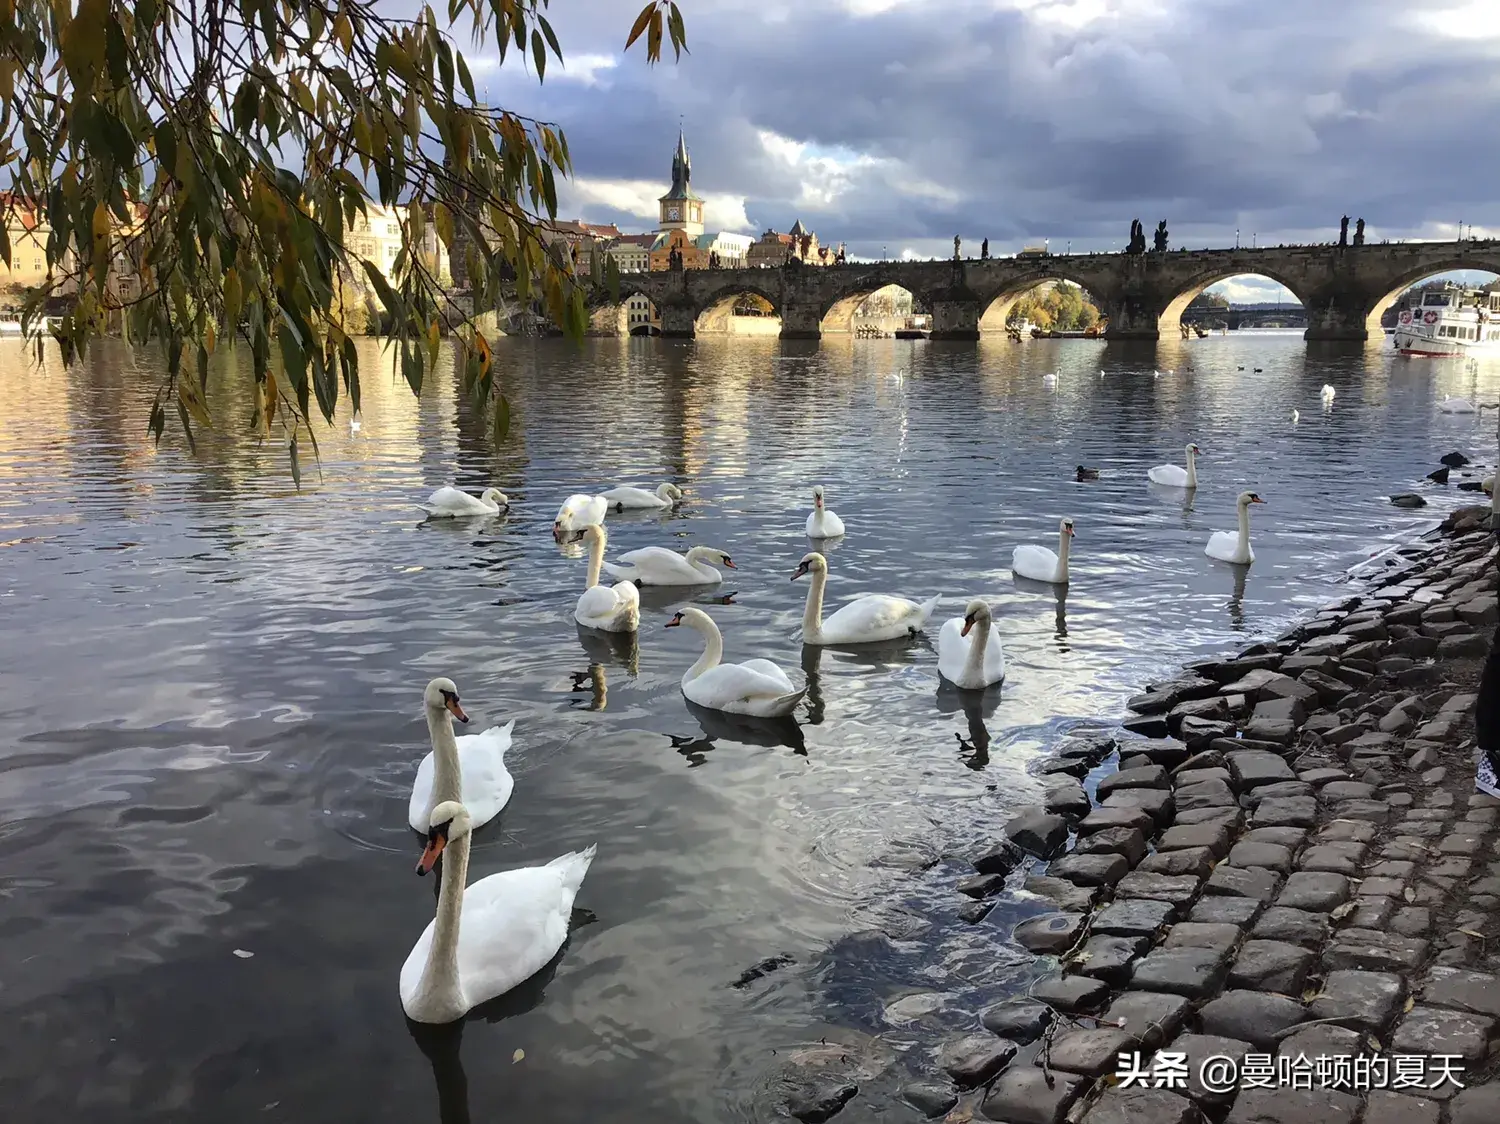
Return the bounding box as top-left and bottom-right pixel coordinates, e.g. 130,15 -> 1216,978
1424,293 -> 1452,307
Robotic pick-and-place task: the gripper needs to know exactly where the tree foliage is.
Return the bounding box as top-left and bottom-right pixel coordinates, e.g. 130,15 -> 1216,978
1009,282 -> 1099,332
0,0 -> 686,477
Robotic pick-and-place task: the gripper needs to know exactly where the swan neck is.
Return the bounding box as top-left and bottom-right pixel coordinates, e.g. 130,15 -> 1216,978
802,568 -> 827,639
685,616 -> 723,683
585,532 -> 604,590
1056,531 -> 1072,582
416,829 -> 469,1015
1237,501 -> 1252,552
1185,448 -> 1197,487
964,616 -> 991,679
425,706 -> 463,814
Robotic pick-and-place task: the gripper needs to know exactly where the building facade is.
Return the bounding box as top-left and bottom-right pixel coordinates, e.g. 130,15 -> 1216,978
746,220 -> 843,268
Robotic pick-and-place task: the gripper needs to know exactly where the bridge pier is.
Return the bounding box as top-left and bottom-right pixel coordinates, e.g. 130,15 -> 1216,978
587,302 -> 628,336
779,301 -> 823,340
1100,294 -> 1162,340
929,298 -> 981,340
1303,293 -> 1370,342
659,304 -> 697,339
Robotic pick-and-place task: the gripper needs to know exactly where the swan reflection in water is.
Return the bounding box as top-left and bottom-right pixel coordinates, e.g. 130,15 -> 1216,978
575,624 -> 640,676
671,699 -> 808,761
935,679 -> 1002,772
1224,561 -> 1250,632
1146,480 -> 1197,522
568,664 -> 609,711
634,585 -> 739,614
1011,574 -> 1069,639
406,921 -> 593,1124
799,634 -> 934,727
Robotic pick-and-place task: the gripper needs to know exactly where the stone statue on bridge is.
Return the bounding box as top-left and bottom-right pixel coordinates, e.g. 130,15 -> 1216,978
954,235 -> 962,260
1154,221 -> 1169,252
1128,219 -> 1147,255
1354,218 -> 1365,246
981,238 -> 989,260
1339,215 -> 1349,246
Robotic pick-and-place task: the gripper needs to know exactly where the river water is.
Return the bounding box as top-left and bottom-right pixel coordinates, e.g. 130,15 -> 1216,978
1,332 -> 1497,1121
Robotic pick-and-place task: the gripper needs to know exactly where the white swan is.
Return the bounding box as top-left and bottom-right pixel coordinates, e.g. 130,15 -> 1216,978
1012,518 -> 1074,584
805,485 -> 846,538
554,494 -> 607,537
601,544 -> 734,586
791,552 -> 939,645
1147,443 -> 1201,488
422,486 -> 509,518
1322,384 -> 1336,402
599,483 -> 682,511
407,678 -> 515,833
937,599 -> 1006,690
1042,371 -> 1058,387
1205,491 -> 1265,565
574,525 -> 640,633
1292,409 -> 1299,424
665,607 -> 805,717
401,800 -> 596,1024
1441,396 -> 1478,414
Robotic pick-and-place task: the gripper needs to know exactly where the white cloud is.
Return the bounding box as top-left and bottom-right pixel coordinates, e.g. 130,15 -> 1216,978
557,53 -> 618,86
559,177 -> 755,234
1205,276 -> 1299,303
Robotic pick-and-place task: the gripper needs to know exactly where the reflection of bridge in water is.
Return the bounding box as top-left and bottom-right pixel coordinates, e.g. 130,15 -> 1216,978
580,240 -> 1500,343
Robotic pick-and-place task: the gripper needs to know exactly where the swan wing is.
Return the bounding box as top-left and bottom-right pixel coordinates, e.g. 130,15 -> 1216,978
806,509 -> 846,538
1013,545 -> 1060,583
453,722 -> 516,829
1147,464 -> 1188,487
408,748 -> 438,831
820,594 -> 935,643
575,582 -> 639,630
936,616 -> 969,683
599,486 -> 665,509
737,658 -> 797,693
424,486 -> 488,516
687,663 -> 802,712
555,493 -> 606,527
1204,531 -> 1252,564
610,546 -> 713,584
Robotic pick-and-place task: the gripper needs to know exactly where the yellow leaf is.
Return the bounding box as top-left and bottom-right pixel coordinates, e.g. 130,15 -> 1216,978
511,1048 -> 524,1064
1366,1034 -> 1381,1052
1459,928 -> 1487,939
263,370 -> 278,430
223,268 -> 243,326
91,200 -> 110,243
333,11 -> 353,52
1403,887 -> 1416,902
433,201 -> 453,250
205,323 -> 216,354
1404,996 -> 1415,1013
177,372 -> 212,428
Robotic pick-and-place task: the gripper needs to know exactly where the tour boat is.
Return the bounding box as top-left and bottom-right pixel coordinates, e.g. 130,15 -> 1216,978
1393,285 -> 1500,357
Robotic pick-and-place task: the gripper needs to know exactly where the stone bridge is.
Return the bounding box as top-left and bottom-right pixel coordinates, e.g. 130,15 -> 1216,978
585,240 -> 1500,342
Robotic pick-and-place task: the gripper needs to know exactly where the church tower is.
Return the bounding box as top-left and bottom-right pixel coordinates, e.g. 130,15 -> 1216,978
657,130 -> 704,239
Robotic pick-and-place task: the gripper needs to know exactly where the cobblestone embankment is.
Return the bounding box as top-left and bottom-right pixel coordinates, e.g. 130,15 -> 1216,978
909,506 -> 1500,1124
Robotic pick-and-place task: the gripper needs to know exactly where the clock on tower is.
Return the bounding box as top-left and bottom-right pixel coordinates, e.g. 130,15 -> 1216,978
666,204 -> 681,222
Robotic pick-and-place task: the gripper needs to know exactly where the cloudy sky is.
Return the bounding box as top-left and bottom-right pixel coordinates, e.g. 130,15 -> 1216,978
469,0 -> 1500,301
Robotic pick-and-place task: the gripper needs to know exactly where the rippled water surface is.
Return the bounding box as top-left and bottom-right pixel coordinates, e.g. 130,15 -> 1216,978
2,332 -> 1498,1121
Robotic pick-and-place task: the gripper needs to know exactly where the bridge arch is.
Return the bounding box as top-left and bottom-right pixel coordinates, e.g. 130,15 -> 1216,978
693,282 -> 782,336
813,271 -> 935,334
976,269 -> 1105,334
1157,268 -> 1310,337
1363,256 -> 1500,335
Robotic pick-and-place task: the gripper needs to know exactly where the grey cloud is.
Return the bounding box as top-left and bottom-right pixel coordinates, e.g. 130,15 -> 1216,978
462,0 -> 1500,262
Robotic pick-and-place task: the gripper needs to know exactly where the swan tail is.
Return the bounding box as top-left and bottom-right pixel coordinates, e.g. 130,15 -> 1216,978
916,595 -> 941,627
771,687 -> 807,714
600,562 -> 632,582
547,844 -> 598,892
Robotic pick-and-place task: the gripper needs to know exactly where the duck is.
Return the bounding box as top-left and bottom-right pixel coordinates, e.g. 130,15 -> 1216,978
1205,491 -> 1265,565
601,544 -> 735,586
1440,396 -> 1478,415
421,486 -> 509,518
1428,466 -> 1451,485
1147,443 -> 1201,488
554,494 -> 607,537
805,485 -> 846,538
1292,409 -> 1300,424
936,599 -> 1006,690
349,415 -> 362,434
574,525 -> 640,633
791,552 -> 939,645
665,607 -> 805,717
407,678 -> 515,834
401,799 -> 595,1024
1012,518 -> 1074,584
1075,466 -> 1100,481
598,483 -> 683,511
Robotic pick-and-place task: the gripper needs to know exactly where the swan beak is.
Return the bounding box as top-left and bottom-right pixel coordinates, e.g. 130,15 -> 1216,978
961,616 -> 975,637
665,614 -> 683,628
722,559 -> 737,570
791,562 -> 809,581
1251,497 -> 1267,505
445,697 -> 470,724
416,832 -> 447,876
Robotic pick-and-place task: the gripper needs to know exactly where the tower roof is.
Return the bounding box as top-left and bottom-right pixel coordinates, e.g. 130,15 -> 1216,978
789,219 -> 808,236
660,128 -> 703,203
